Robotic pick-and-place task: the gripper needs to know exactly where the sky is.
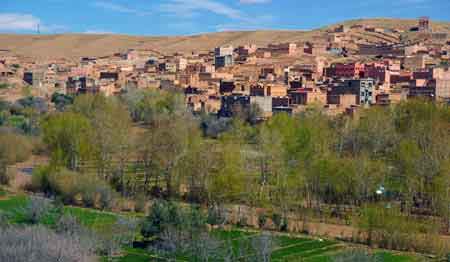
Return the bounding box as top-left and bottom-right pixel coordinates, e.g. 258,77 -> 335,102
1,0 -> 449,36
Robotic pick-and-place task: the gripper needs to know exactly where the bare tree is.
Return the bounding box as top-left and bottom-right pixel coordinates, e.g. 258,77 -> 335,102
0,225 -> 97,262
251,232 -> 276,262
19,196 -> 53,224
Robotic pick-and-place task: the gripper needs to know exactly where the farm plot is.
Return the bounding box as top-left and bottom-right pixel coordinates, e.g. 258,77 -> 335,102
114,230 -> 344,262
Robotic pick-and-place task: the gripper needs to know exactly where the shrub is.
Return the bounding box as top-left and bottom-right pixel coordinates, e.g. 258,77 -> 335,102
141,201 -> 206,240
0,225 -> 96,262
272,213 -> 281,229
134,194 -> 147,213
0,83 -> 9,89
0,211 -> 8,227
251,232 -> 275,262
207,204 -> 226,226
0,160 -> 11,185
333,249 -> 380,262
31,167 -> 116,209
19,196 -> 53,225
237,215 -> 248,228
55,214 -> 83,235
0,132 -> 33,164
258,213 -> 267,229
30,165 -> 53,194
280,217 -> 288,232
141,200 -> 175,238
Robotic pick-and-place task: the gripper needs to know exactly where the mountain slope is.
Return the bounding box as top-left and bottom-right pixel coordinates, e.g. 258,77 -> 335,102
0,18 -> 449,60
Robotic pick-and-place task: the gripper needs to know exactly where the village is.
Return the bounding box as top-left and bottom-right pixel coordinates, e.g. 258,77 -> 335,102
1,14 -> 450,262
1,17 -> 449,119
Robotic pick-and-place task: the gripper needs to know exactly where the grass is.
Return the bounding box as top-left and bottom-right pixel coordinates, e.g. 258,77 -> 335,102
0,194 -> 118,231
0,195 -> 30,223
210,228 -> 257,240
375,251 -> 421,262
64,206 -> 118,230
271,239 -> 338,260
0,194 -> 430,262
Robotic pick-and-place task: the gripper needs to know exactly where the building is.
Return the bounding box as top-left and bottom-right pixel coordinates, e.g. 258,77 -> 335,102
267,43 -> 297,56
325,63 -> 365,79
215,56 -> 234,69
358,44 -> 405,57
434,67 -> 450,101
66,76 -> 97,94
23,70 -> 44,88
219,80 -> 236,94
218,95 -> 250,117
419,17 -> 430,32
289,87 -> 327,105
250,96 -> 272,117
250,83 -> 287,97
404,54 -> 431,71
364,63 -> 390,85
329,79 -> 375,106
215,46 -> 234,69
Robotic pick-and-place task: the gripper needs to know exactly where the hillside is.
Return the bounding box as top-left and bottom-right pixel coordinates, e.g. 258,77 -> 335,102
0,18 -> 449,60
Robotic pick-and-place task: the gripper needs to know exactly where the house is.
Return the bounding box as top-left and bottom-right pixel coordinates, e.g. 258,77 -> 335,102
329,79 -> 375,106
325,63 -> 365,79
434,67 -> 450,101
215,46 -> 234,69
289,87 -> 327,106
218,95 -> 250,117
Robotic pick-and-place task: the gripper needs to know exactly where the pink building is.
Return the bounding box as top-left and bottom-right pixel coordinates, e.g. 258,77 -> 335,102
326,63 -> 365,79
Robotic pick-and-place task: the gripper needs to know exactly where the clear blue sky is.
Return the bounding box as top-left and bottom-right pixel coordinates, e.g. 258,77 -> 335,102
1,0 -> 449,35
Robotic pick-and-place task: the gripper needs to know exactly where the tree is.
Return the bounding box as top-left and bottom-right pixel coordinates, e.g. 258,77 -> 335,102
71,94 -> 133,182
0,225 -> 97,262
19,196 -> 53,225
0,132 -> 33,184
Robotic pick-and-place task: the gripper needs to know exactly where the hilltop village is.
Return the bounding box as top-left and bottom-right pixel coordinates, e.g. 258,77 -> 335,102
1,17 -> 450,262
1,17 -> 449,118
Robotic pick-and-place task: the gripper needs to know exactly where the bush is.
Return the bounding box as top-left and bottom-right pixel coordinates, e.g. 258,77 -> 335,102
333,249 -> 380,262
280,217 -> 288,232
235,214 -> 247,228
19,196 -> 53,224
55,214 -> 83,235
272,213 -> 281,229
31,167 -> 115,209
0,132 -> 33,165
0,225 -> 96,262
207,204 -> 226,226
30,165 -> 53,194
134,194 -> 147,213
0,211 -> 8,227
0,160 -> 11,185
141,201 -> 206,240
251,232 -> 275,262
141,200 -> 177,238
258,213 -> 267,229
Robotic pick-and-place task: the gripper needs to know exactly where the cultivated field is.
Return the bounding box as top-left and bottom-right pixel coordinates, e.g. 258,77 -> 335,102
0,189 -> 433,262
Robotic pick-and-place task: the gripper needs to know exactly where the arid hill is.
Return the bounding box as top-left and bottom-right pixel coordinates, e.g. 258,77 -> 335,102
0,18 -> 449,60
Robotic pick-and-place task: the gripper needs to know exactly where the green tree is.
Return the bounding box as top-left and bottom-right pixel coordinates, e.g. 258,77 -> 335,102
42,112 -> 94,170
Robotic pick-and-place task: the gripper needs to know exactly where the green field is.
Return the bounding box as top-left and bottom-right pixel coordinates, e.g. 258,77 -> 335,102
0,194 -> 426,262
113,230 -> 422,262
0,194 -> 119,230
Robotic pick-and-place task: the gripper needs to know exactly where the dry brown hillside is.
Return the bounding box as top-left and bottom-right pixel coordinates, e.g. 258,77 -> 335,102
0,18 -> 449,60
